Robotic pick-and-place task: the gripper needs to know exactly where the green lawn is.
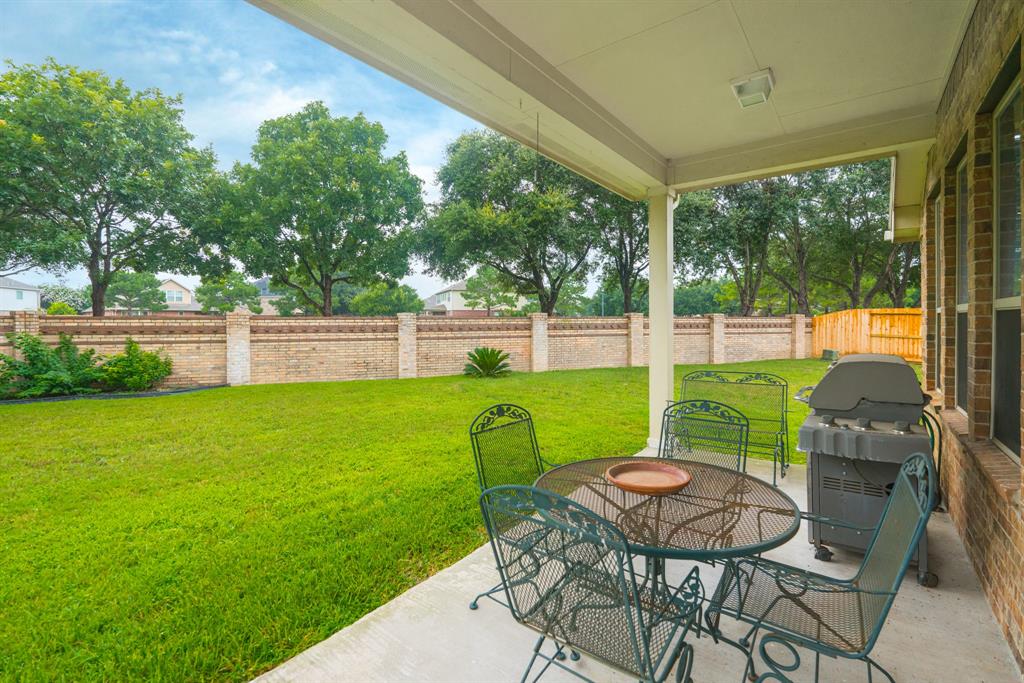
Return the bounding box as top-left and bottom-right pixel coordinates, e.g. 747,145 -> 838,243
0,359 -> 829,681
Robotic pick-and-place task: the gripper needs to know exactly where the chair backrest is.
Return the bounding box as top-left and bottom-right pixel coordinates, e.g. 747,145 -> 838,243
680,371 -> 787,451
854,453 -> 936,650
658,399 -> 749,471
469,404 -> 544,490
479,485 -> 656,679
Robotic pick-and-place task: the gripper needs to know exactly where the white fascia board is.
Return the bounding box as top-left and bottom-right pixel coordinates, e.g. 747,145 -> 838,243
250,0 -> 667,199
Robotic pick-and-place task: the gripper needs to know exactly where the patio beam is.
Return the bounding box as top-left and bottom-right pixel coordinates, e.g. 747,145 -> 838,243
647,190 -> 675,448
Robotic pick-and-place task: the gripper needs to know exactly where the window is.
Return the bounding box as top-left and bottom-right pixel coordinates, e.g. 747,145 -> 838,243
992,86 -> 1021,460
15,290 -> 24,300
165,290 -> 184,303
955,159 -> 968,412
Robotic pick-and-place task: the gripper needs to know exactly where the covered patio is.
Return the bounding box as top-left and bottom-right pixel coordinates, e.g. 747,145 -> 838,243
248,0 -> 1024,680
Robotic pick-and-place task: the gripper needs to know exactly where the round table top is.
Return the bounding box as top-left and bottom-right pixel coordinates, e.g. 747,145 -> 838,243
534,456 -> 801,561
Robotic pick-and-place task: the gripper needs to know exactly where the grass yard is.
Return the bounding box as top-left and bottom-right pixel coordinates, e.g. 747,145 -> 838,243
0,359 -> 830,680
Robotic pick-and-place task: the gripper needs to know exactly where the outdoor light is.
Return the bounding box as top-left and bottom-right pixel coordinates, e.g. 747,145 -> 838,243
730,68 -> 774,108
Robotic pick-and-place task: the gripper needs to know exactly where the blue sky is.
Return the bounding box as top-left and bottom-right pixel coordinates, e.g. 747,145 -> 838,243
2,0 -> 480,295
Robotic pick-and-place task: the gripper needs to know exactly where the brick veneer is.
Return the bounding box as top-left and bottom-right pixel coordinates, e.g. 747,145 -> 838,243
919,1 -> 1024,673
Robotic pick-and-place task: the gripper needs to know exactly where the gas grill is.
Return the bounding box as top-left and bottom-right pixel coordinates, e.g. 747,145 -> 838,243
796,353 -> 939,587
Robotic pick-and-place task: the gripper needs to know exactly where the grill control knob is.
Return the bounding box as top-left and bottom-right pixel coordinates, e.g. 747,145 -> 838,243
856,417 -> 873,430
820,414 -> 835,426
893,421 -> 911,434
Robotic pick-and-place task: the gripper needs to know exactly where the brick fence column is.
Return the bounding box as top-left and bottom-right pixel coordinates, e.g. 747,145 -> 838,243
225,311 -> 251,386
626,313 -> 645,367
11,310 -> 39,335
789,314 -> 806,359
530,313 -> 548,372
707,314 -> 725,364
397,313 -> 417,379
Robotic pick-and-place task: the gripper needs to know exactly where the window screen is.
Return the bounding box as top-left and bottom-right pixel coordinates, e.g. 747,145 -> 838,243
957,164 -> 969,306
995,91 -> 1022,300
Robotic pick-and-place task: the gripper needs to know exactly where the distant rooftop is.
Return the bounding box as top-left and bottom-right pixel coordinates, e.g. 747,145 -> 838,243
0,277 -> 39,290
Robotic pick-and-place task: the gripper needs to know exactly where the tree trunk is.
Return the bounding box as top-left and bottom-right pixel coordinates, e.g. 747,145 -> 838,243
321,280 -> 333,316
621,278 -> 633,314
90,283 -> 107,317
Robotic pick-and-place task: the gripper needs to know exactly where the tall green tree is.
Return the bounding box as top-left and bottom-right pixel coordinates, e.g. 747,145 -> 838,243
195,272 -> 263,313
582,184 -> 648,313
417,131 -> 595,314
461,266 -> 518,315
0,60 -> 222,315
220,103 -> 423,316
348,283 -> 423,316
92,272 -> 167,315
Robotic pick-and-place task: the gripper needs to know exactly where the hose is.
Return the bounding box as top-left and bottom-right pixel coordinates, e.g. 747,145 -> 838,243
921,410 -> 944,512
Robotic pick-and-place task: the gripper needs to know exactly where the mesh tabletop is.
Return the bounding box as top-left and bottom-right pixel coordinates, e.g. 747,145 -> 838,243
535,457 -> 800,561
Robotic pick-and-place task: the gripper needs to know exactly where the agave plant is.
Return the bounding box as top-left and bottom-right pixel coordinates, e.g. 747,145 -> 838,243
464,347 -> 511,378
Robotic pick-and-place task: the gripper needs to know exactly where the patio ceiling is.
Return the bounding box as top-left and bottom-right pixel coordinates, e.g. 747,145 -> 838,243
252,0 -> 973,241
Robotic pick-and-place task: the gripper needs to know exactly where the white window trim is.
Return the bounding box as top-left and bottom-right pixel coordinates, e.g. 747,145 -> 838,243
990,84 -> 1021,462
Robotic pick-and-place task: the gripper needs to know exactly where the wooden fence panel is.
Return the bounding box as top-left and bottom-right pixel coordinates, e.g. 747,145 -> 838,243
812,308 -> 921,362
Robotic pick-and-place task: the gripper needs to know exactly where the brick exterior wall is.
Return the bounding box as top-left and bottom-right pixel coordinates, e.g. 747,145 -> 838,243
920,1 -> 1024,673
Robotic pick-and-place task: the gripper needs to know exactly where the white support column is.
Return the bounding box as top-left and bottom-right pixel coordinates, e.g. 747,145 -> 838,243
647,191 -> 675,448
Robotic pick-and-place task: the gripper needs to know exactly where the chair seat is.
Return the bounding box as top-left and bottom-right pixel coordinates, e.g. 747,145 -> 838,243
709,558 -> 888,656
514,561 -> 702,679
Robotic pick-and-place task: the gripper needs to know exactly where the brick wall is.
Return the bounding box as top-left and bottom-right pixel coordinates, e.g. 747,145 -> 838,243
249,316 -> 399,384
4,311 -> 814,389
920,1 -> 1024,673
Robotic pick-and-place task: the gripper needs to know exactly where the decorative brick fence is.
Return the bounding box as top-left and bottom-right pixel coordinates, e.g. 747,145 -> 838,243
2,311 -> 812,387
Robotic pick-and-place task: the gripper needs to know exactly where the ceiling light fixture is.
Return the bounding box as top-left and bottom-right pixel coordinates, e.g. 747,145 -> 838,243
731,68 -> 774,108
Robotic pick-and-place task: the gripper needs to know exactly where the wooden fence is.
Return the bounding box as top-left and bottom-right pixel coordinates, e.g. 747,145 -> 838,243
812,308 -> 922,362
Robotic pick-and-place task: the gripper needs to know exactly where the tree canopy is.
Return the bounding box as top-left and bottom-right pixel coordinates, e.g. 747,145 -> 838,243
348,283 -> 423,316
416,131 -> 595,314
195,272 -> 263,314
91,272 -> 167,315
217,102 -> 424,316
0,60 -> 222,315
461,266 -> 518,315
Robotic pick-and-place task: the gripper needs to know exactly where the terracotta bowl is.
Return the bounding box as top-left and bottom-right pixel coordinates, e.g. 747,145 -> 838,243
605,461 -> 692,496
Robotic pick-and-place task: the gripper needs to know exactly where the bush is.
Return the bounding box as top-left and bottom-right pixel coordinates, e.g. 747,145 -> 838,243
46,301 -> 78,315
0,333 -> 103,398
101,338 -> 173,392
463,347 -> 511,378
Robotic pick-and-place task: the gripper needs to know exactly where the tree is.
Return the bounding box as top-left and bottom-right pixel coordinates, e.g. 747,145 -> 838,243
584,185 -> 648,313
39,283 -> 88,312
587,275 -> 648,316
764,171 -> 823,315
96,272 -> 167,315
220,103 -> 423,316
417,131 -> 595,314
462,266 -> 518,315
883,242 -> 920,307
810,160 -> 893,308
195,272 -> 263,313
673,279 -> 737,315
0,60 -> 222,315
348,283 -> 424,316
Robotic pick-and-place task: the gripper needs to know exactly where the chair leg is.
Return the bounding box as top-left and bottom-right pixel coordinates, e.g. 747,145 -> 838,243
469,580 -> 505,610
865,656 -> 896,683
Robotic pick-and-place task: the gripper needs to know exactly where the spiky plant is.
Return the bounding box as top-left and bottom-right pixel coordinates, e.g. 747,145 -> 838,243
463,347 -> 511,378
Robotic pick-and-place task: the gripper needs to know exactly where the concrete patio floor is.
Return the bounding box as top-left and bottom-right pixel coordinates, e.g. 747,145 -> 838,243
255,455 -> 1022,683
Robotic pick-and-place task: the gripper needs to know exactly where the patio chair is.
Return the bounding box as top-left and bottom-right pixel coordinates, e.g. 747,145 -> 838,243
469,403 -> 550,610
480,485 -> 704,683
658,399 -> 749,472
705,453 -> 936,683
680,371 -> 789,484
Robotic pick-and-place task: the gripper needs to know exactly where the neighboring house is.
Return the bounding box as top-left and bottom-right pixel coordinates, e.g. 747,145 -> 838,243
422,281 -> 522,317
104,278 -> 203,316
252,277 -> 286,316
0,277 -> 40,312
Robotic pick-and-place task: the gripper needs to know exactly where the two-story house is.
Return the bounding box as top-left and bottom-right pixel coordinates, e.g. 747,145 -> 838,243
0,277 -> 40,312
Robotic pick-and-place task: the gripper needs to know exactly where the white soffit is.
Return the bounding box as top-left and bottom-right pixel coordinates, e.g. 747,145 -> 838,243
251,0 -> 972,201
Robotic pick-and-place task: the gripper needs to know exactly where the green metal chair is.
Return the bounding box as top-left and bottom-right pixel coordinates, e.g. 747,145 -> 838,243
480,485 -> 704,683
705,453 -> 936,682
680,371 -> 790,484
469,403 -> 550,610
658,399 -> 750,472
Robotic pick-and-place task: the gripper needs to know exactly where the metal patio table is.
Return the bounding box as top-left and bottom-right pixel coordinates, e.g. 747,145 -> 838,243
534,456 -> 801,671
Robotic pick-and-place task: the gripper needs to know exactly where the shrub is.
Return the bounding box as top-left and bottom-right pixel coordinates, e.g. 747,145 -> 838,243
0,333 -> 103,398
46,301 -> 78,315
463,347 -> 511,378
101,338 -> 173,392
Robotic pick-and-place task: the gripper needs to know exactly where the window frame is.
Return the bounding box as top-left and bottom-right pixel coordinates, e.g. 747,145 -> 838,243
990,84 -> 1022,462
165,289 -> 184,303
955,157 -> 969,414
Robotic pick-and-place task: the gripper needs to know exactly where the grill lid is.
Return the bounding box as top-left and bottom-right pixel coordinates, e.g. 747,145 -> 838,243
808,353 -> 925,419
